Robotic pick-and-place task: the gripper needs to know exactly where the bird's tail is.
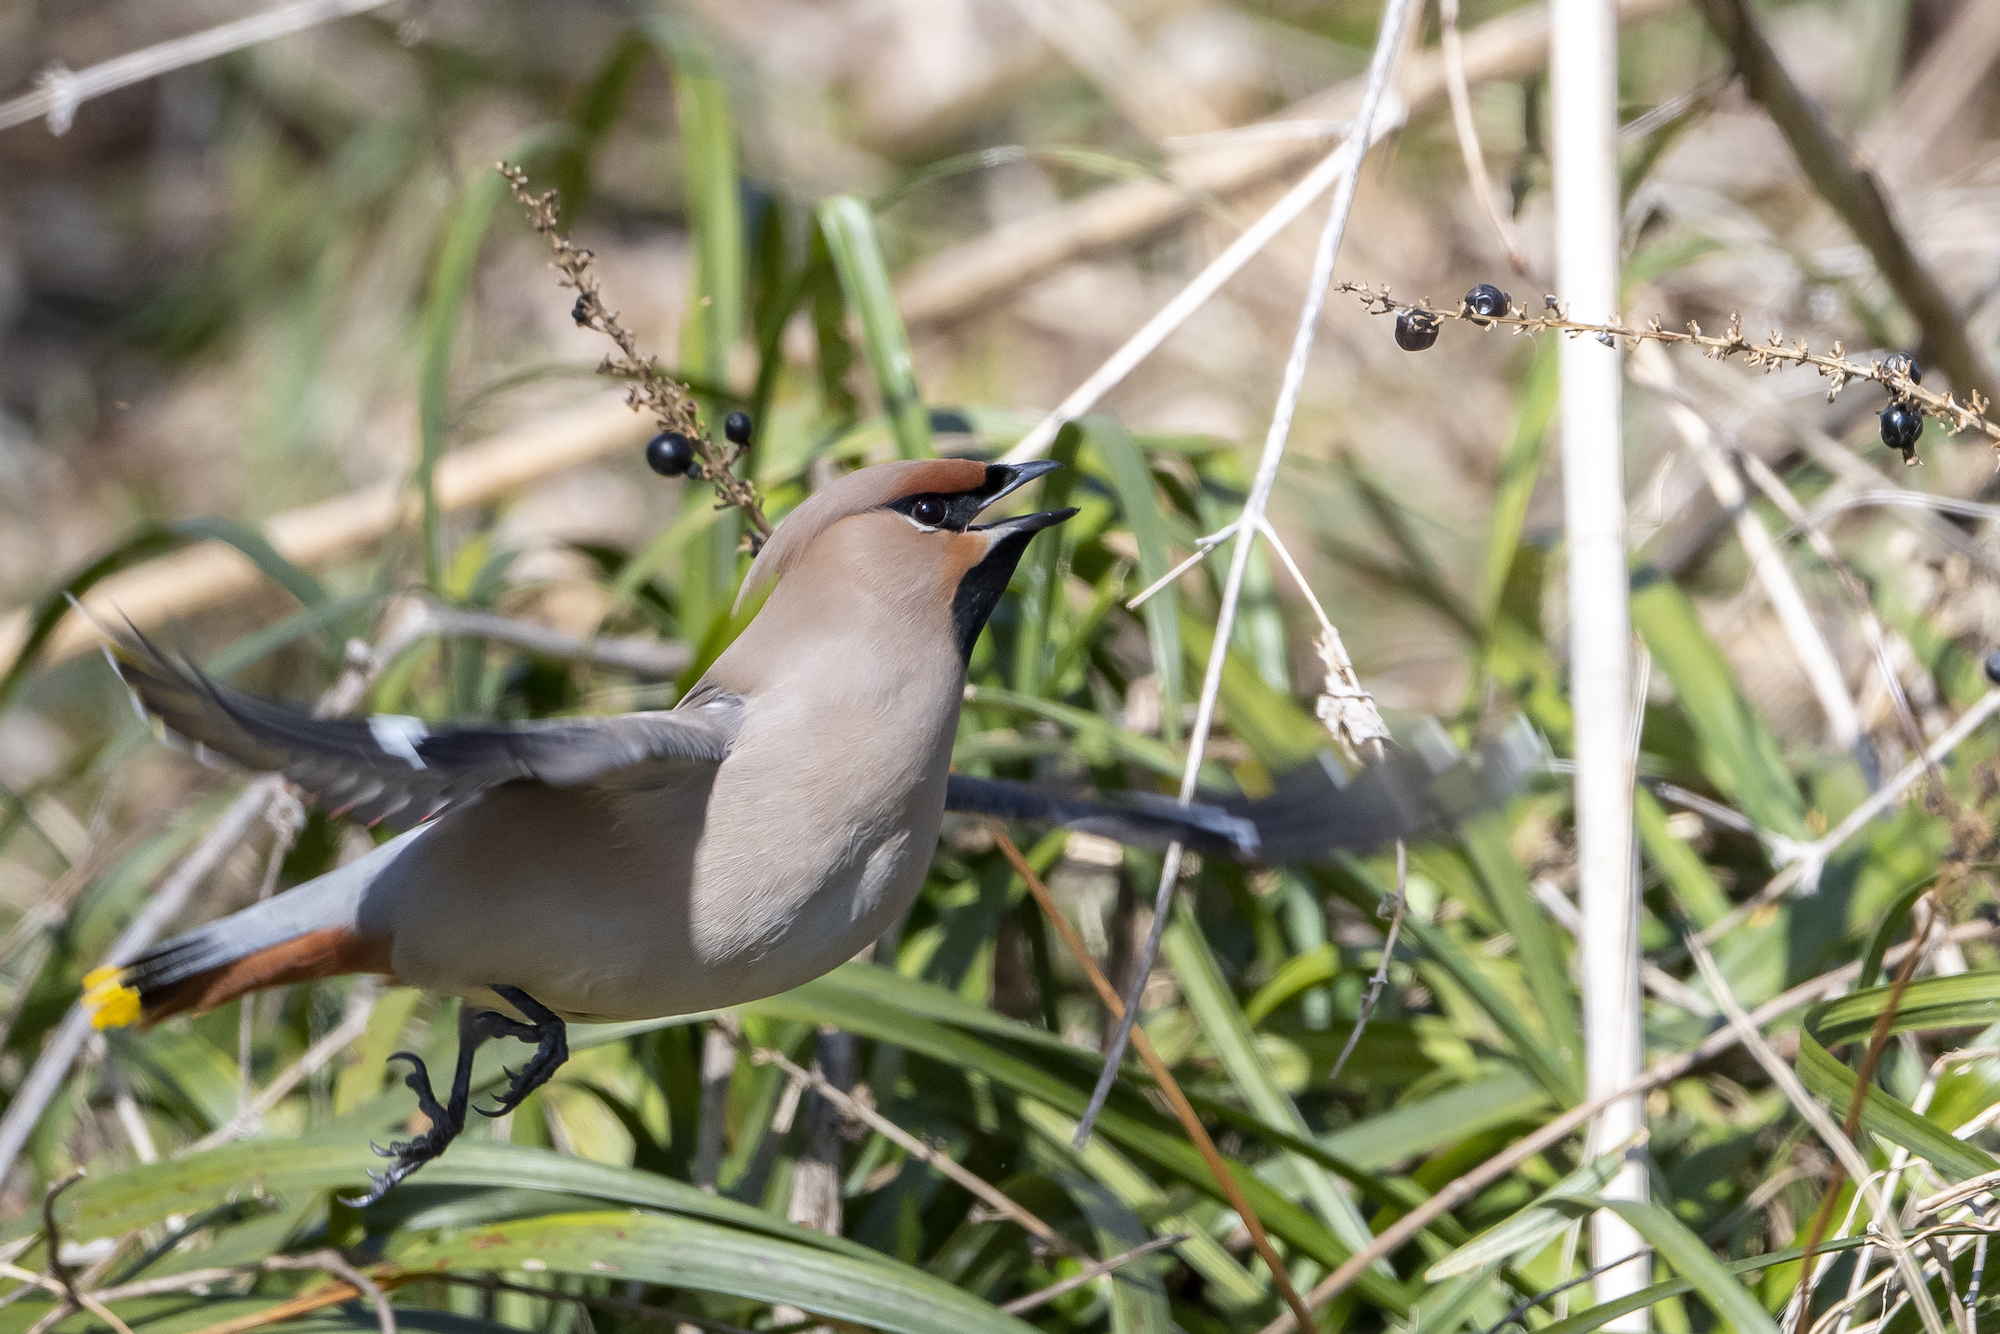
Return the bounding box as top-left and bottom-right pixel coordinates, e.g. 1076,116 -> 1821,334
82,828 -> 412,1030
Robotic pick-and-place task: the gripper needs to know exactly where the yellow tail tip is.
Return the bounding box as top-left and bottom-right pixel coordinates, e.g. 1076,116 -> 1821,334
82,969 -> 141,1031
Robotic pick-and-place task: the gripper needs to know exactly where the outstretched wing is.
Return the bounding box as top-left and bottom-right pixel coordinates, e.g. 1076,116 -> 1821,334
110,634 -> 743,832
948,719 -> 1541,863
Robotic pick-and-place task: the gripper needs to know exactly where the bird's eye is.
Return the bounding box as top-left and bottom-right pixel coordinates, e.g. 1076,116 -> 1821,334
911,496 -> 947,526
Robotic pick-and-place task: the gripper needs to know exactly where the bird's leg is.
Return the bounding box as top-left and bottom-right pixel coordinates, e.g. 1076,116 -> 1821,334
345,1003 -> 496,1207
477,984 -> 568,1117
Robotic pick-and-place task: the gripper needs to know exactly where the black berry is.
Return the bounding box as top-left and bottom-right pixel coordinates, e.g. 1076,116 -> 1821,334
1464,283 -> 1510,322
1884,353 -> 1922,386
724,411 -> 753,447
646,431 -> 696,477
571,295 -> 591,327
1985,650 -> 2000,687
1879,402 -> 1922,458
1394,308 -> 1440,351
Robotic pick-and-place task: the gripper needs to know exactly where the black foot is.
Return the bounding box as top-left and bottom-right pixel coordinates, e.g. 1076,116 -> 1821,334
343,1051 -> 467,1207
476,985 -> 568,1117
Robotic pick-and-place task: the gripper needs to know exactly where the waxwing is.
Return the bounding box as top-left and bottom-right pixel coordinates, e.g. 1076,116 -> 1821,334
84,458 -> 1529,1201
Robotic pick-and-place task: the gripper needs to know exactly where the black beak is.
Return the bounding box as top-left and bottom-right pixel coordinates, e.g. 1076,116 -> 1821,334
972,459 -> 1074,533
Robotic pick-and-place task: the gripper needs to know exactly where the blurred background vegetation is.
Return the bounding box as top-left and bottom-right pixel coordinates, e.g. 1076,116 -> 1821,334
2,0 -> 2000,1332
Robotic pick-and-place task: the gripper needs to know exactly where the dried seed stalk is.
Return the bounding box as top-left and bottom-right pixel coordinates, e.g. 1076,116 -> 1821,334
1337,281 -> 1999,450
499,163 -> 773,546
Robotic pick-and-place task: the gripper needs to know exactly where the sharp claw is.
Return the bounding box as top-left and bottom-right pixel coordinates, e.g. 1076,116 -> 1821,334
369,1140 -> 397,1159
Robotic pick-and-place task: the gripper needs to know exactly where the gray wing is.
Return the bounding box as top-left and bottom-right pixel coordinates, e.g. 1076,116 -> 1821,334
110,633 -> 742,831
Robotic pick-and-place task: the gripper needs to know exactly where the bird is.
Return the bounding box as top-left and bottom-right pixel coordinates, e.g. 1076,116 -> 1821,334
81,457 -> 1530,1203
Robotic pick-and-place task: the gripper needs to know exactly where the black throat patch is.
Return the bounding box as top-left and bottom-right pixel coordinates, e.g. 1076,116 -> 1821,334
951,529 -> 1040,663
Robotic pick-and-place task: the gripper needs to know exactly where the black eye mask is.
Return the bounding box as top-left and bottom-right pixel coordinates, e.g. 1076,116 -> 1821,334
887,491 -> 988,531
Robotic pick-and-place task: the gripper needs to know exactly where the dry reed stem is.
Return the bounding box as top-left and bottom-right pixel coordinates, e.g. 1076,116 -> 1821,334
1331,281 -> 1997,448
500,164 -> 772,546
990,828 -> 1317,1333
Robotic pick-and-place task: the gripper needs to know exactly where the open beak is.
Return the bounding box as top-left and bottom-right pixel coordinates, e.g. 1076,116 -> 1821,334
972,459 -> 1076,534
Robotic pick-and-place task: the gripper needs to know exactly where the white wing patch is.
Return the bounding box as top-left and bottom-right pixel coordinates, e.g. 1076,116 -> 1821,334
368,714 -> 430,770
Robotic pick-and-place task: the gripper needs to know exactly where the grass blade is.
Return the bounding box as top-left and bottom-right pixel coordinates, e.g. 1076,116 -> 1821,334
818,195 -> 930,459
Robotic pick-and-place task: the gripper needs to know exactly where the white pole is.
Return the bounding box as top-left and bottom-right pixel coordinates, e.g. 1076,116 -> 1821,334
1552,0 -> 1647,1324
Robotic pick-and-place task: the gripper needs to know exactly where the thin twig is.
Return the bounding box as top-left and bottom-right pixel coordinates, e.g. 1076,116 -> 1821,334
41,1173 -> 85,1310
0,0 -> 397,135
1736,449 -> 1939,784
1079,0 -> 1416,1152
416,600 -> 689,677
991,828 -> 1317,1331
500,165 -> 772,547
719,1017 -> 1084,1258
1329,841 -> 1405,1082
1000,1235 -> 1188,1314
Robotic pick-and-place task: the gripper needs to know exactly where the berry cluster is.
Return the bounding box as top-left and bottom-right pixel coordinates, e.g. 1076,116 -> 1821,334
649,411 -> 754,479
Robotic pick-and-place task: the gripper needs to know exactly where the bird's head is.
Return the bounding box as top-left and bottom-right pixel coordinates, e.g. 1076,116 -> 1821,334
737,458 -> 1076,661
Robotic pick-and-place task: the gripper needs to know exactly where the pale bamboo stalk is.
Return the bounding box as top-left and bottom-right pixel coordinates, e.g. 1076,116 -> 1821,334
1551,0 -> 1647,1321
730,1023 -> 1082,1257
